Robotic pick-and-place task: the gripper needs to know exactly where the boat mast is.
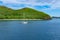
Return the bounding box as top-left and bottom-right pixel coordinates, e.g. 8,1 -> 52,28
23,12 -> 25,19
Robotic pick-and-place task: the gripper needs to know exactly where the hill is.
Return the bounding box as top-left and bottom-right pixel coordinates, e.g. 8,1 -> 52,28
0,6 -> 51,20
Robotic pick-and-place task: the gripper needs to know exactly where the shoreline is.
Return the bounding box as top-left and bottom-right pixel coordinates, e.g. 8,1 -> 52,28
0,19 -> 42,20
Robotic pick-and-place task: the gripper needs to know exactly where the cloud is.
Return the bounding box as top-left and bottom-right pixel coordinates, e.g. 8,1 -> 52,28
51,0 -> 60,9
0,0 -> 60,10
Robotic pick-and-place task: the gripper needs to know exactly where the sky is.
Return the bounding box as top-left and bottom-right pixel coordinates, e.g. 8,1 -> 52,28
0,0 -> 60,17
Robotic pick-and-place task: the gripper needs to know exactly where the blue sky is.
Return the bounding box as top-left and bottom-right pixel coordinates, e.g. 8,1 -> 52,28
0,0 -> 60,17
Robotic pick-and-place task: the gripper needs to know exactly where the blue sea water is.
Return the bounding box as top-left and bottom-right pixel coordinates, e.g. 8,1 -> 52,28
0,18 -> 60,40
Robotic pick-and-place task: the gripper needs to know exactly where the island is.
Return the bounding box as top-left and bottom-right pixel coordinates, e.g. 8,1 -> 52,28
52,17 -> 60,18
0,6 -> 51,20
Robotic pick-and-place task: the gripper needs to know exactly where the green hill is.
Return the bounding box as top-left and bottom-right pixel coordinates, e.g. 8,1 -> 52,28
0,6 -> 51,20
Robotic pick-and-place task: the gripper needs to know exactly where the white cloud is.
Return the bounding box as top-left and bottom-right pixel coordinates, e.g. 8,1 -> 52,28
0,0 -> 18,3
51,0 -> 60,8
0,0 -> 60,9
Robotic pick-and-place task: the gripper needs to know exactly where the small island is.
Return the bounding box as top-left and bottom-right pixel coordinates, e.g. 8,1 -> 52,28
0,6 -> 51,20
52,17 -> 60,18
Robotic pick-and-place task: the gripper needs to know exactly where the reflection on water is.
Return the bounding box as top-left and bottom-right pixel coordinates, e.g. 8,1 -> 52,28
0,18 -> 60,40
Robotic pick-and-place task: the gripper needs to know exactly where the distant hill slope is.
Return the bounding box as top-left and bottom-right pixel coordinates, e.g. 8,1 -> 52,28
0,6 -> 51,20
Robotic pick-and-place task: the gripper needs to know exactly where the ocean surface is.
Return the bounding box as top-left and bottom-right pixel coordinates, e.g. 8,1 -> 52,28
0,18 -> 60,40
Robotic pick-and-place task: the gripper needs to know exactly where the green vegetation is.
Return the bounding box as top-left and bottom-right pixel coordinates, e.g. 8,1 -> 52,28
0,6 -> 51,20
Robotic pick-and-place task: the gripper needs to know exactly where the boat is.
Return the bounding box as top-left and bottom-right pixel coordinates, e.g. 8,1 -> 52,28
22,21 -> 28,24
22,13 -> 28,24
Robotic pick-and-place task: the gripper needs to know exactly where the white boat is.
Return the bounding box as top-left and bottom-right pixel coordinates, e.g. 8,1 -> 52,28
22,21 -> 28,24
22,13 -> 28,24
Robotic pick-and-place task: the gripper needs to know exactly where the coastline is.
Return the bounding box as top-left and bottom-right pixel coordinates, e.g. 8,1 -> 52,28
0,19 -> 42,21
